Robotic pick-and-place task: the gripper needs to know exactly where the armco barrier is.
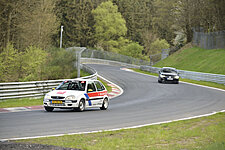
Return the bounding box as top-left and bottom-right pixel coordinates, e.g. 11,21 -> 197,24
81,58 -> 140,69
140,66 -> 225,85
0,64 -> 97,100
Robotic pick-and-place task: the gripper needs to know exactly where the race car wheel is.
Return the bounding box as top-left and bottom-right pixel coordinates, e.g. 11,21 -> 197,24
77,99 -> 85,112
100,98 -> 109,110
44,107 -> 54,112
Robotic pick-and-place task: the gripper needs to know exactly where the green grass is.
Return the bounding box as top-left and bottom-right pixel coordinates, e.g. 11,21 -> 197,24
98,77 -> 112,93
17,112 -> 225,150
154,47 -> 225,75
80,70 -> 91,77
0,97 -> 43,108
132,68 -> 225,90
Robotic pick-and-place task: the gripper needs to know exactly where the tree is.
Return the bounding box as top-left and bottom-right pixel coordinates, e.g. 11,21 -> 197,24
55,0 -> 107,48
113,0 -> 153,44
152,0 -> 177,44
0,0 -> 58,50
150,39 -> 170,55
92,1 -> 127,52
173,0 -> 225,43
18,0 -> 58,49
0,0 -> 22,50
0,43 -> 20,81
120,42 -> 144,59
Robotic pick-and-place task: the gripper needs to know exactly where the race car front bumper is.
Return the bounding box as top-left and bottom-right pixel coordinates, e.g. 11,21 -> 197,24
43,100 -> 78,108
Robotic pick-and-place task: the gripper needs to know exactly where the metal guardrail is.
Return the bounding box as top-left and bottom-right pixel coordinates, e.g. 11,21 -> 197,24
81,48 -> 150,66
81,58 -> 140,69
140,66 -> 225,85
0,64 -> 97,100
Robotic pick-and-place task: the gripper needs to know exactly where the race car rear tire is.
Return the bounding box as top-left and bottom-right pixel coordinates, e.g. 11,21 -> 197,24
77,99 -> 85,112
44,107 -> 54,112
100,98 -> 109,110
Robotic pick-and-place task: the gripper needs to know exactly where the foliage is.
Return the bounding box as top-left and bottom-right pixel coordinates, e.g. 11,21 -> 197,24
113,0 -> 153,44
21,46 -> 48,81
92,1 -> 127,52
0,44 -> 79,82
0,44 -> 47,82
0,0 -> 58,50
152,0 -> 177,45
55,0 -> 102,48
44,47 -> 77,80
0,43 -> 20,82
120,42 -> 144,59
1,0 -> 225,68
149,39 -> 170,55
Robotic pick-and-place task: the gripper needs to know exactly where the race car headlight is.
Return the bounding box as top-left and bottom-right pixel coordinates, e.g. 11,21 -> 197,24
44,94 -> 51,101
174,75 -> 179,79
160,74 -> 166,78
65,95 -> 75,100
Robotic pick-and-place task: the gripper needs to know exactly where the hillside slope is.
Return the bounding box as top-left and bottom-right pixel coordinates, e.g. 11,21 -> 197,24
154,47 -> 225,75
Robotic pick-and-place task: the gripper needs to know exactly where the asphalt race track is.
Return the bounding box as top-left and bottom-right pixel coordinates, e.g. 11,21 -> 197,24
0,64 -> 225,140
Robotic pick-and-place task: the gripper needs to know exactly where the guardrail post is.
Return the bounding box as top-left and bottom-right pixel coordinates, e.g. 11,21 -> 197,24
77,47 -> 86,78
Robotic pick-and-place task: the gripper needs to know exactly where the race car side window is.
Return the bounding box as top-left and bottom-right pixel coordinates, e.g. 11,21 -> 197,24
94,81 -> 105,91
87,82 -> 96,92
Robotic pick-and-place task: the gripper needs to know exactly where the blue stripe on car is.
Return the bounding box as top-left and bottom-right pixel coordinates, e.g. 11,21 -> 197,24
84,93 -> 92,106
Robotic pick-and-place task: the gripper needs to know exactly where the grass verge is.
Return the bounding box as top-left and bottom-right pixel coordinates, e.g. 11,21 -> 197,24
17,112 -> 225,150
132,68 -> 225,90
154,47 -> 225,75
0,97 -> 43,108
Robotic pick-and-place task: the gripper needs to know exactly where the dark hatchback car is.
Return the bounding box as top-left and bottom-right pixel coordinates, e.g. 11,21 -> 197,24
158,67 -> 179,84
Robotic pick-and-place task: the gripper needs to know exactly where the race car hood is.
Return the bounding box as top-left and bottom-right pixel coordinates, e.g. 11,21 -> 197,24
48,90 -> 85,98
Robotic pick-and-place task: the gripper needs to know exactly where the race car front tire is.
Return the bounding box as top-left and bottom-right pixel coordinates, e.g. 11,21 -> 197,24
44,106 -> 54,112
77,99 -> 85,112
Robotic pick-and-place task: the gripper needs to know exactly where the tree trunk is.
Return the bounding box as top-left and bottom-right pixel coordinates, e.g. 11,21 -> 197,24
6,11 -> 12,46
186,24 -> 193,43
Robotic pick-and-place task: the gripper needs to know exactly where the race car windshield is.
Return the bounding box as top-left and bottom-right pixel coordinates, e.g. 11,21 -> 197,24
162,69 -> 177,74
56,81 -> 86,91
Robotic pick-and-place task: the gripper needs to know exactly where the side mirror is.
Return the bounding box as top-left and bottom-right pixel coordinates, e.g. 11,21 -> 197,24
88,89 -> 93,92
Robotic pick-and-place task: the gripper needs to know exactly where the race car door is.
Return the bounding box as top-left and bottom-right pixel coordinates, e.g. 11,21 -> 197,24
86,81 -> 101,106
94,81 -> 107,102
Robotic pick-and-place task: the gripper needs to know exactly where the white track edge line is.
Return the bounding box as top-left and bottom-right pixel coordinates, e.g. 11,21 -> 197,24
1,109 -> 224,142
126,69 -> 225,92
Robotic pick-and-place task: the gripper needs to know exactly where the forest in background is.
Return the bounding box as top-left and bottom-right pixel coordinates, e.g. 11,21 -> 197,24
0,0 -> 224,82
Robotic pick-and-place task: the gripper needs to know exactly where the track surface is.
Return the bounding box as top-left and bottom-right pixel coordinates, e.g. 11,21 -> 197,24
0,64 -> 225,140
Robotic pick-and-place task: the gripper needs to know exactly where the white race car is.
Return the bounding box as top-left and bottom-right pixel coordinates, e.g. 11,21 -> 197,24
43,79 -> 109,112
